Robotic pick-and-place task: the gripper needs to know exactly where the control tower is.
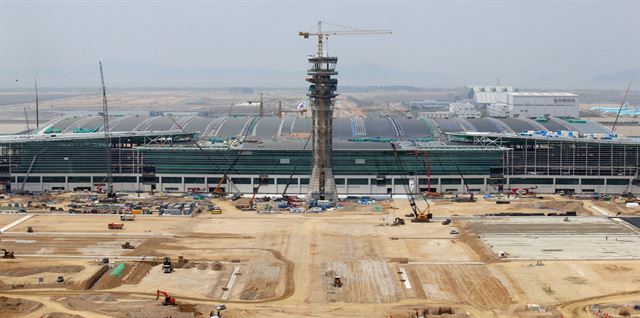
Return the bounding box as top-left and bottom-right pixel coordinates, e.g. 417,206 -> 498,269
299,22 -> 391,202
305,53 -> 339,202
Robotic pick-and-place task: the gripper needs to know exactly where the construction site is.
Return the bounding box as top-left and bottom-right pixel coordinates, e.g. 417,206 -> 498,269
0,21 -> 639,318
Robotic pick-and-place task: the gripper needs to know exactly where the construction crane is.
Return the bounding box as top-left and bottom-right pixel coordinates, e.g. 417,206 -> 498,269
246,93 -> 265,117
281,134 -> 313,204
166,116 -> 241,197
277,100 -> 308,118
249,175 -> 269,209
19,148 -> 47,193
23,107 -> 30,131
299,22 -> 390,202
454,163 -> 477,202
299,21 -> 392,57
34,78 -> 39,129
99,62 -> 114,197
155,289 -> 176,306
612,81 -> 633,133
390,143 -> 432,222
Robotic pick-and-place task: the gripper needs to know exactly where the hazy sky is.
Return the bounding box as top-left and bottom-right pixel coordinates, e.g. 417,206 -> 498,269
1,0 -> 639,89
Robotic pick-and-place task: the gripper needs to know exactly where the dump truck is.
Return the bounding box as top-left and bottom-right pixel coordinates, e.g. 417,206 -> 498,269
162,257 -> 172,273
108,222 -> 124,230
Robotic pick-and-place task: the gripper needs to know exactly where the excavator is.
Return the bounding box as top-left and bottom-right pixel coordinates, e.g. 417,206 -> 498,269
390,143 -> 432,223
121,242 -> 134,249
2,249 -> 15,259
156,290 -> 176,306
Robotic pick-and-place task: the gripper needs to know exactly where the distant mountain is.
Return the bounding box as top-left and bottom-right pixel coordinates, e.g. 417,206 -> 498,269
591,69 -> 639,83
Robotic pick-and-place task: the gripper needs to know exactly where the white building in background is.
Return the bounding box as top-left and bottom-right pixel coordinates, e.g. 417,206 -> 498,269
449,102 -> 480,118
488,92 -> 579,118
408,100 -> 450,111
467,86 -> 515,107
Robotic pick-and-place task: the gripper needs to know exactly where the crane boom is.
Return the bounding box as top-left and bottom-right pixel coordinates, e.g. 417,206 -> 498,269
99,62 -> 113,195
390,143 -> 431,222
299,21 -> 391,57
612,81 -> 632,133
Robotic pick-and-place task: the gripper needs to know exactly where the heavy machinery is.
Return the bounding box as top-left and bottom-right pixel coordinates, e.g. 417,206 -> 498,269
281,134 -> 313,206
26,226 -> 33,233
392,217 -> 405,226
107,222 -> 124,230
333,275 -> 343,288
121,242 -> 134,249
162,257 -> 172,273
508,187 -> 537,197
155,290 -> 176,306
249,175 -> 270,210
453,163 -> 477,202
98,62 -> 115,199
209,304 -> 227,318
166,116 -> 242,199
390,143 -> 432,222
120,214 -> 135,221
2,249 -> 15,259
277,99 -> 308,118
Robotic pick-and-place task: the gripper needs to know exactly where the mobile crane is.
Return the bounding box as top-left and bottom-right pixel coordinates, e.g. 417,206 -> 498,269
167,116 -> 242,198
390,143 -> 432,222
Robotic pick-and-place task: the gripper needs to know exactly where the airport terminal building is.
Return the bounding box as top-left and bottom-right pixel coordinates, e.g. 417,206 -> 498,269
0,115 -> 638,195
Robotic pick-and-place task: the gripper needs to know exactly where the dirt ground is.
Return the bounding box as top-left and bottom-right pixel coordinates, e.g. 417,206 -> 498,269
0,193 -> 639,317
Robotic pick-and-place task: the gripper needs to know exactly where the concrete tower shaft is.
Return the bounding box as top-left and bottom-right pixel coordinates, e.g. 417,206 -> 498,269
306,55 -> 338,201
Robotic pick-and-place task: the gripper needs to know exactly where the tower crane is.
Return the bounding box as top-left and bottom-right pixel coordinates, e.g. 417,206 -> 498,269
299,21 -> 392,57
277,100 -> 308,118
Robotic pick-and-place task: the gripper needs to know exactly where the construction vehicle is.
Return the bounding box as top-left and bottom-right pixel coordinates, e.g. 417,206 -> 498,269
208,204 -> 222,214
166,116 -> 242,199
209,304 -> 227,318
392,217 -> 405,226
162,257 -> 172,273
390,143 -> 432,222
2,249 -> 15,259
120,214 -> 135,221
281,134 -> 312,206
98,62 -> 116,200
453,163 -> 477,202
333,275 -> 343,288
249,175 -> 270,210
508,187 -> 537,196
155,290 -> 176,306
107,222 -> 124,230
26,226 -> 33,233
121,242 -> 134,249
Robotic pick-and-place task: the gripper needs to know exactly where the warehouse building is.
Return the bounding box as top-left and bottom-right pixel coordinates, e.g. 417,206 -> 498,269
487,92 -> 579,118
0,115 -> 637,195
